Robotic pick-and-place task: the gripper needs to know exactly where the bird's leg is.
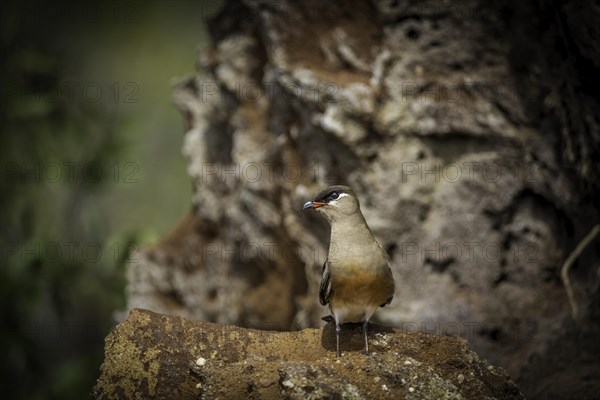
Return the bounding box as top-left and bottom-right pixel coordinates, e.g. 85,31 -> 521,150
362,320 -> 369,355
335,322 -> 341,357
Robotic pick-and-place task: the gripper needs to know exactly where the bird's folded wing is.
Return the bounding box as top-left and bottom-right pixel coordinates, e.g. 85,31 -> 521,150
380,265 -> 395,307
319,258 -> 332,306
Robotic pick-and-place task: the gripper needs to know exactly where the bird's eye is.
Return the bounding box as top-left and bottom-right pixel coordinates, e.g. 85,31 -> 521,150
329,191 -> 339,200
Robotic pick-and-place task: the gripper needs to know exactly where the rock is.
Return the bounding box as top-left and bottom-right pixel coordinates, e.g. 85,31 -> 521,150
93,309 -> 523,400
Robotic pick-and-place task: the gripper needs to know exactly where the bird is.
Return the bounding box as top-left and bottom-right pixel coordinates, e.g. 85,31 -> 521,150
303,185 -> 395,357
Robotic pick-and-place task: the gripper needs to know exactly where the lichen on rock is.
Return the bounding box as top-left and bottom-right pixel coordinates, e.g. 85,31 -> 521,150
93,309 -> 523,399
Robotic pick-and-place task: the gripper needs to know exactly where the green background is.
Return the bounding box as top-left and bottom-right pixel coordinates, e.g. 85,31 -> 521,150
0,1 -> 221,398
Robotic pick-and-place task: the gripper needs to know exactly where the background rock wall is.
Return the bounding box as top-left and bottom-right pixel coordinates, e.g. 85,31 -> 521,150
123,0 -> 600,396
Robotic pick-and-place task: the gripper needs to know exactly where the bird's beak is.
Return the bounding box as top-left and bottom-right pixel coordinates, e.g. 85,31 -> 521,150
303,200 -> 327,210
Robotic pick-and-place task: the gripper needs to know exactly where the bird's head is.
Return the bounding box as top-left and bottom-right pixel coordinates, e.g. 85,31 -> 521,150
302,185 -> 360,222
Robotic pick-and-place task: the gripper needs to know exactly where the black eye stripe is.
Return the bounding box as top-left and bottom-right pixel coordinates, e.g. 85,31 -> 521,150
327,191 -> 339,201
315,189 -> 346,203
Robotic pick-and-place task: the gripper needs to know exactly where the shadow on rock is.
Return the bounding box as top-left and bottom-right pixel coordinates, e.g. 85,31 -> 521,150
320,320 -> 397,356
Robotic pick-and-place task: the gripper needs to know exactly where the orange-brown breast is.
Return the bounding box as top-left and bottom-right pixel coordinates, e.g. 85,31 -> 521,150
329,264 -> 394,308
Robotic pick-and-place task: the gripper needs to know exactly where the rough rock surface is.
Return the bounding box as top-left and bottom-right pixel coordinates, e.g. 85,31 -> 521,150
121,0 -> 600,397
93,309 -> 523,399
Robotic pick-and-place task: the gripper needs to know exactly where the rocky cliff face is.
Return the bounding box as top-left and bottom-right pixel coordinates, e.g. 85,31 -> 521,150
122,0 -> 600,397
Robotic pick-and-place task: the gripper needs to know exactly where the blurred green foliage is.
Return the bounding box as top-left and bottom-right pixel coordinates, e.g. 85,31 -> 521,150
0,43 -> 128,400
0,0 -> 219,398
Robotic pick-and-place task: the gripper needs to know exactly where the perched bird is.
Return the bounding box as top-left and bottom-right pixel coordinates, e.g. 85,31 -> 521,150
303,185 -> 395,357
